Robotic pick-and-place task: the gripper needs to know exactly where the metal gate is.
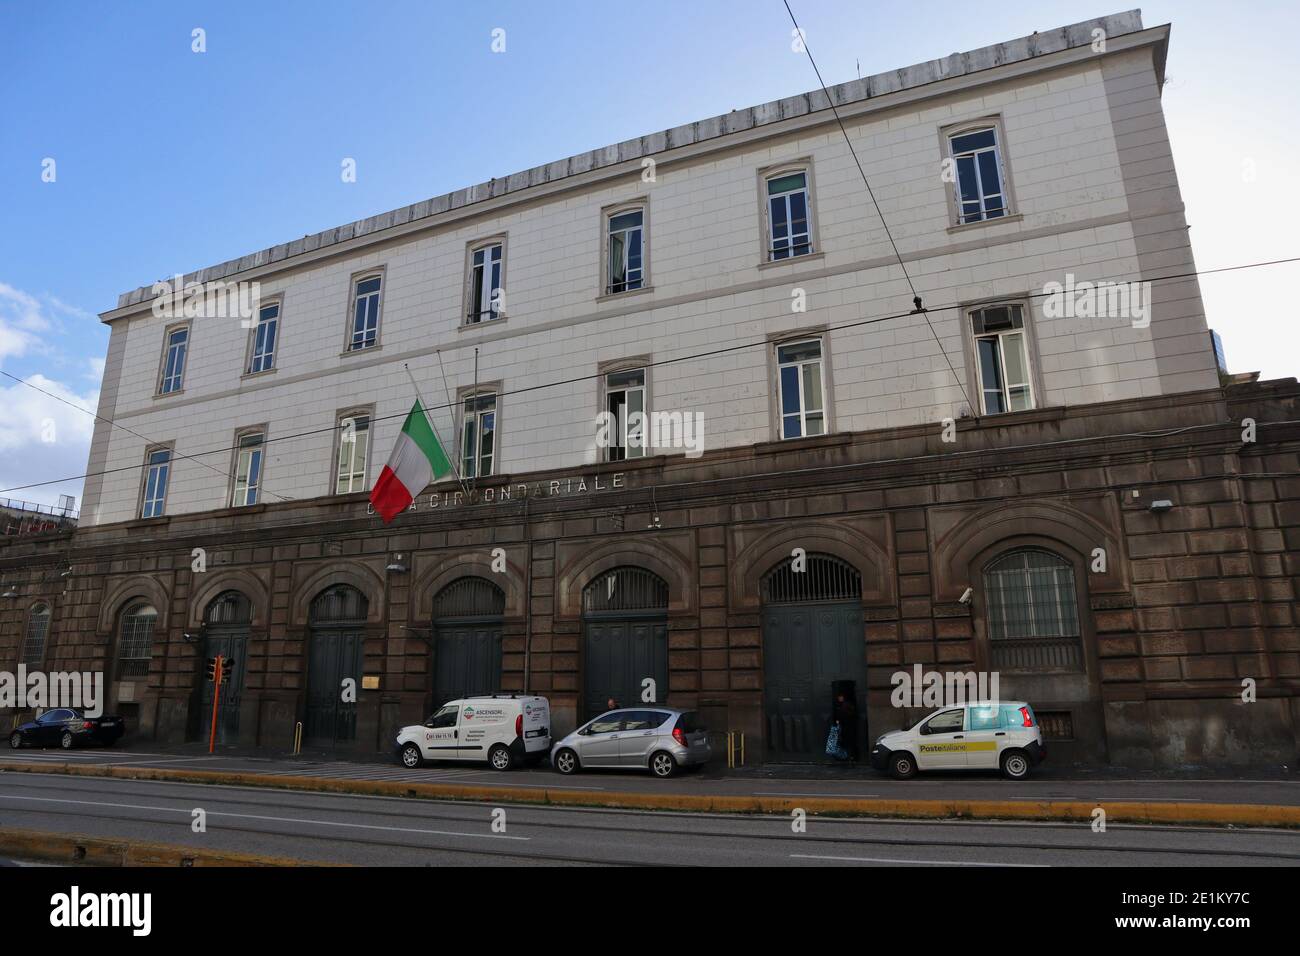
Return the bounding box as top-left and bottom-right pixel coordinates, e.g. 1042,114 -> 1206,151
432,577 -> 504,706
305,585 -> 367,747
582,567 -> 668,718
761,555 -> 864,762
198,591 -> 250,745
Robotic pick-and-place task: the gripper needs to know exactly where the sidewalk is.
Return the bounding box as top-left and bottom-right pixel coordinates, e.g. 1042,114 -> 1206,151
2,740 -> 1298,827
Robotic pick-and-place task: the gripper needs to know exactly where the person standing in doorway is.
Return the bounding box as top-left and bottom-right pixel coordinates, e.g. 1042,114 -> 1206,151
832,691 -> 859,761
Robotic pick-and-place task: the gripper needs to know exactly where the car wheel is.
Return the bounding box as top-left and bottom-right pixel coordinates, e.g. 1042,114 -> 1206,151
8,732 -> 21,750
553,748 -> 579,775
649,750 -> 677,778
60,731 -> 75,750
488,744 -> 513,771
1001,749 -> 1031,780
398,743 -> 423,769
889,752 -> 917,780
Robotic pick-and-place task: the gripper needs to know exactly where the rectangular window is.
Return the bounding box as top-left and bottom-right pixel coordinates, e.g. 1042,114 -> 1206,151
232,432 -> 264,507
607,210 -> 644,294
767,172 -> 812,260
949,127 -> 1007,224
140,448 -> 171,518
971,304 -> 1034,414
248,301 -> 279,373
467,244 -> 504,324
777,339 -> 825,439
158,326 -> 189,394
605,368 -> 646,461
461,393 -> 496,478
349,275 -> 382,350
335,414 -> 370,494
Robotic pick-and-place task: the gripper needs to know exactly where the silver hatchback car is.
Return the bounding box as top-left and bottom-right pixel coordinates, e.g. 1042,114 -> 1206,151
551,708 -> 710,778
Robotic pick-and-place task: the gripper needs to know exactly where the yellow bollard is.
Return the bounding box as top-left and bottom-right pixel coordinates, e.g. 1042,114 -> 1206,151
292,721 -> 303,756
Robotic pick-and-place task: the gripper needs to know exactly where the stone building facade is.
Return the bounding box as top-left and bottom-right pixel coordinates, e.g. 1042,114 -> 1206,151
3,377 -> 1298,767
3,11 -> 1297,767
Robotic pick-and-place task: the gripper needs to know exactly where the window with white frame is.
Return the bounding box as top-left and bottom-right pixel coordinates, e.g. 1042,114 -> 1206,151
22,604 -> 51,667
949,126 -> 1008,224
335,414 -> 370,494
467,243 -> 504,324
231,431 -> 265,506
970,304 -> 1034,414
348,274 -> 382,350
604,368 -> 646,461
461,393 -> 496,478
248,301 -> 279,373
140,447 -> 171,518
606,210 -> 644,294
158,326 -> 189,394
766,171 -> 813,260
776,339 -> 826,438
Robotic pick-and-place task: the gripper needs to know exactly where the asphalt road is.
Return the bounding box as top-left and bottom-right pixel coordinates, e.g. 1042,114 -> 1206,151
2,745 -> 1298,806
0,771 -> 1297,866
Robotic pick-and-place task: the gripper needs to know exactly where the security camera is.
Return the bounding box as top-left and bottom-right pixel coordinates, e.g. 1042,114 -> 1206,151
958,587 -> 973,605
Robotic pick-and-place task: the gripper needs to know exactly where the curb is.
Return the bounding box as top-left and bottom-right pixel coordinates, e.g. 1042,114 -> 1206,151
3,760 -> 1297,828
0,826 -> 326,867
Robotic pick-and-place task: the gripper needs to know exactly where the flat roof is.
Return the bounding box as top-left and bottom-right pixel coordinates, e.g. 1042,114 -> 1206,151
114,9 -> 1146,312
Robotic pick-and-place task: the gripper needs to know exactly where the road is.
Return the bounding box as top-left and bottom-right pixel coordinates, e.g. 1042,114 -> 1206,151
2,745 -> 1298,806
0,771 -> 1296,866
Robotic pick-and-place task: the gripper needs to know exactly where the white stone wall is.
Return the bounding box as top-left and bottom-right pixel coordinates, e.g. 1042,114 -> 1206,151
82,52 -> 1217,526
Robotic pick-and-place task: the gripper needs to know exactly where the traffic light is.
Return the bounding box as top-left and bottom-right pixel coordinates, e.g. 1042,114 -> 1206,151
220,659 -> 236,684
205,657 -> 217,682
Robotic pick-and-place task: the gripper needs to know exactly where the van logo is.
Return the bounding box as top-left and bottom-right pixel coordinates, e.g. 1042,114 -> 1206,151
463,706 -> 475,720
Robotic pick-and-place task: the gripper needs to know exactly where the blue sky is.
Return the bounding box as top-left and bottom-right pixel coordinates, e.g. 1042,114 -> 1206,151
3,1 -> 1298,508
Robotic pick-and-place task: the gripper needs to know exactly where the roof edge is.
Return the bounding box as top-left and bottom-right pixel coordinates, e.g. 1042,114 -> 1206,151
113,9 -> 1146,314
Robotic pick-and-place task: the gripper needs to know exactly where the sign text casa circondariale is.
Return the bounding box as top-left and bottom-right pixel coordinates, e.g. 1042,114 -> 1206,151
366,472 -> 627,516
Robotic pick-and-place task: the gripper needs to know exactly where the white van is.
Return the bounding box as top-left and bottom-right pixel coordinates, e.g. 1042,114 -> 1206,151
868,700 -> 1046,780
394,695 -> 551,771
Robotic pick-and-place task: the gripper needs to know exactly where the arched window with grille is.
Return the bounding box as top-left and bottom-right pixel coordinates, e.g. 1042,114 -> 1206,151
117,603 -> 158,678
982,549 -> 1083,671
582,567 -> 669,616
22,604 -> 51,666
761,553 -> 861,604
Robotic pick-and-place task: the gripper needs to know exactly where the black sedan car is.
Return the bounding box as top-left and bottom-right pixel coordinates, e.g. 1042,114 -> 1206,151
8,709 -> 125,750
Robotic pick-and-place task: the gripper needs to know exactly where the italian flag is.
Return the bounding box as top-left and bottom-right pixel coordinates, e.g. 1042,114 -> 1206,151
370,400 -> 453,523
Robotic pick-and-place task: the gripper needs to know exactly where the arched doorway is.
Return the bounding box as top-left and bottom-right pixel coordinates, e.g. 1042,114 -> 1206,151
761,554 -> 864,762
431,577 -> 505,707
582,567 -> 668,719
198,591 -> 251,745
305,585 -> 367,747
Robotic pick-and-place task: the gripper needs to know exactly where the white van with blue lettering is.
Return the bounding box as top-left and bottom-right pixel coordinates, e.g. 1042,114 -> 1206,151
395,695 -> 550,771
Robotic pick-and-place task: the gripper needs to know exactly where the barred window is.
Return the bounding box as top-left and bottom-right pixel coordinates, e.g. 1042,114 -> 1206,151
22,604 -> 51,666
118,603 -> 158,678
983,549 -> 1082,671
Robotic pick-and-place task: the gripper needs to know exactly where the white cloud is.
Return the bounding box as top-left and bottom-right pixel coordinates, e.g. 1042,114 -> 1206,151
0,281 -> 57,363
0,282 -> 102,510
0,373 -> 98,511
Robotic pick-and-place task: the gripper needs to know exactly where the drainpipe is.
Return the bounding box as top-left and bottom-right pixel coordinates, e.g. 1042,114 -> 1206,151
522,493 -> 532,694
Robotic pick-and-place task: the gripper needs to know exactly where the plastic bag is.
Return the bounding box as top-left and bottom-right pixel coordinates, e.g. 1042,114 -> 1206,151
825,722 -> 848,759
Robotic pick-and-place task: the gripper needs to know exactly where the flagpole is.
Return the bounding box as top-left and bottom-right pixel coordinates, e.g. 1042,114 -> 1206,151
403,363 -> 468,497
435,349 -> 463,487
